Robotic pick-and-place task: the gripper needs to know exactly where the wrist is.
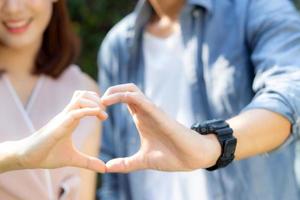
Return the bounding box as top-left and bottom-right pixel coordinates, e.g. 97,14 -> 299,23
0,140 -> 24,173
201,134 -> 222,168
191,119 -> 237,170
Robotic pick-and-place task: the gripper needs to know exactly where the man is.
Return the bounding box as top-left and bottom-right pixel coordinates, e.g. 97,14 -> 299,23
98,0 -> 300,199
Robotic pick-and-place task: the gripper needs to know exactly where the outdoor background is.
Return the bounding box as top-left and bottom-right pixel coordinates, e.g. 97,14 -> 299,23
68,0 -> 300,80
68,0 -> 136,80
67,0 -> 300,196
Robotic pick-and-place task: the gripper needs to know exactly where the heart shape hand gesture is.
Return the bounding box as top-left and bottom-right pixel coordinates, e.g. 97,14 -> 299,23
14,85 -> 220,174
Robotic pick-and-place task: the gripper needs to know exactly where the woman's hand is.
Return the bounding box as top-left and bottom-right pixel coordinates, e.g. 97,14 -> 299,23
101,84 -> 221,173
15,91 -> 107,173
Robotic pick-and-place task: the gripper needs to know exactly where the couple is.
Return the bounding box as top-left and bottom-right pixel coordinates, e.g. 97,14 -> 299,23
1,0 -> 300,200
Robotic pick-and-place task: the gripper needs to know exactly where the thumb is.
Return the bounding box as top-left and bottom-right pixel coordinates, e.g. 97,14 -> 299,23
70,151 -> 106,173
105,153 -> 145,173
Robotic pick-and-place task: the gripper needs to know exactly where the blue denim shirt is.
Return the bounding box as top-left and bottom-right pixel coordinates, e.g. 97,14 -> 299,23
98,0 -> 300,199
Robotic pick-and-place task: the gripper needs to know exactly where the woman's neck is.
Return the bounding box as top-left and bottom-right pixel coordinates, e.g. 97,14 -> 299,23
0,42 -> 42,106
0,41 -> 41,79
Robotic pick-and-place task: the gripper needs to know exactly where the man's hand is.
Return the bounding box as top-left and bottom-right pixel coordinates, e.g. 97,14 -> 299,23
102,83 -> 292,174
101,84 -> 221,173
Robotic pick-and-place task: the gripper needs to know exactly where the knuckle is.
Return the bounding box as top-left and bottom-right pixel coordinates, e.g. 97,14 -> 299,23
88,91 -> 98,95
120,93 -> 127,103
80,90 -> 89,97
106,87 -> 114,94
128,83 -> 137,89
72,91 -> 80,99
74,90 -> 82,96
73,97 -> 83,106
88,91 -> 99,98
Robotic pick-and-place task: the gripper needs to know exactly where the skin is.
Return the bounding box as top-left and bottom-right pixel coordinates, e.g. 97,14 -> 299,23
146,0 -> 184,38
0,90 -> 107,173
0,0 -> 105,199
101,82 -> 290,173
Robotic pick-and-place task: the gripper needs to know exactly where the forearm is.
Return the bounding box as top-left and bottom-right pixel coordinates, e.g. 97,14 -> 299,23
228,109 -> 291,160
202,109 -> 291,168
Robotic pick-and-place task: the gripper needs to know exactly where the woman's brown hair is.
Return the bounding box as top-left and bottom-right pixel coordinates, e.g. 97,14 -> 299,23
33,0 -> 80,78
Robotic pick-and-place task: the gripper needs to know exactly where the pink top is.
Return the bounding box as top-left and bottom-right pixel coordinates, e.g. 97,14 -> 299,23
0,65 -> 99,200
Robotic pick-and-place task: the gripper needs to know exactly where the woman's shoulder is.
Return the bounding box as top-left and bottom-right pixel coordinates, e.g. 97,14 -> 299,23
55,65 -> 99,93
80,72 -> 99,93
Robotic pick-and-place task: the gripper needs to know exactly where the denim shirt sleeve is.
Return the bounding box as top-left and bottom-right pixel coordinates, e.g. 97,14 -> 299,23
244,0 -> 300,140
97,32 -> 120,200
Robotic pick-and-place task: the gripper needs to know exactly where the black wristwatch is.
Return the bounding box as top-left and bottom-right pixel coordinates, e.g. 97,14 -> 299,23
191,119 -> 237,171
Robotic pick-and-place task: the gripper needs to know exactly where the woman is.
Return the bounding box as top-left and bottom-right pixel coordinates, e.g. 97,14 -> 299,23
0,0 -> 101,199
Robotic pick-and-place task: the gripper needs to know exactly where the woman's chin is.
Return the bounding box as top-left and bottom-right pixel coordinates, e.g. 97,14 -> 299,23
0,36 -> 39,50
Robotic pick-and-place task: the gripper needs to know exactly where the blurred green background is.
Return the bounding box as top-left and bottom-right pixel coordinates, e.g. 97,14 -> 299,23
68,0 -> 300,80
297,0 -> 300,9
68,0 -> 136,80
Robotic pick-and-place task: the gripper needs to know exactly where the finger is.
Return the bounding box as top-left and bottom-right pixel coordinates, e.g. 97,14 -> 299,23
65,98 -> 103,119
73,90 -> 99,97
73,90 -> 84,98
81,92 -> 102,106
71,151 -> 106,173
65,107 -> 108,127
71,107 -> 108,121
67,99 -> 107,121
82,93 -> 106,110
101,92 -> 155,116
102,83 -> 141,98
66,91 -> 102,111
105,154 -> 145,173
77,99 -> 99,109
101,92 -> 141,107
74,98 -> 107,120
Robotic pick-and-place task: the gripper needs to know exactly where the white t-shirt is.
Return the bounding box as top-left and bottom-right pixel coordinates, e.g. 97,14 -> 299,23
143,29 -> 209,200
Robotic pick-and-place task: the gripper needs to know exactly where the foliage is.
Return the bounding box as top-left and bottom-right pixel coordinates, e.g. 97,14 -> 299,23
67,0 -> 136,80
296,0 -> 300,9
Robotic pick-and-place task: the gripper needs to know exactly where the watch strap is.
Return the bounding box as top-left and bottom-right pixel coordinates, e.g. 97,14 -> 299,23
191,119 -> 237,171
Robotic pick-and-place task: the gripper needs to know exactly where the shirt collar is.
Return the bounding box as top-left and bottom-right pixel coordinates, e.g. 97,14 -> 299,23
132,0 -> 214,27
134,0 -> 213,14
187,0 -> 213,13
127,0 -> 213,55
